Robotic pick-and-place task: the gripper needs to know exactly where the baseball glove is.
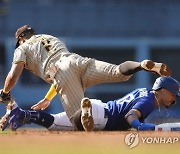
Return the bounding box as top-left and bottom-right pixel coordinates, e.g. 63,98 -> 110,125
0,98 -> 15,131
0,89 -> 13,104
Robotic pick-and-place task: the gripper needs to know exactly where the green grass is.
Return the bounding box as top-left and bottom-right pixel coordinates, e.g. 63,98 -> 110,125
0,130 -> 16,135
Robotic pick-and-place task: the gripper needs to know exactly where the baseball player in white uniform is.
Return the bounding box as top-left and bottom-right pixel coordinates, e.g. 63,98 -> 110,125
0,25 -> 171,131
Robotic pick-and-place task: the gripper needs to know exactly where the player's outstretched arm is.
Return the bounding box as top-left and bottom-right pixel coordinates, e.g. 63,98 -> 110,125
31,84 -> 57,110
0,63 -> 24,105
125,109 -> 156,131
3,63 -> 24,94
31,98 -> 51,110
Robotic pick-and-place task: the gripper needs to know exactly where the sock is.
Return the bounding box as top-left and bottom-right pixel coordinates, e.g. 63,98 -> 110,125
120,61 -> 142,75
23,110 -> 54,128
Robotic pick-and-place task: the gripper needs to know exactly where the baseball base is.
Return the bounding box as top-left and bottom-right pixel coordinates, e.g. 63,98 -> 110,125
155,123 -> 180,131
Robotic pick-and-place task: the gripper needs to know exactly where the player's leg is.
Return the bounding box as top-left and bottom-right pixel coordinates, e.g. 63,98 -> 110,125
48,112 -> 74,131
72,98 -> 108,131
52,55 -> 92,130
2,105 -> 74,131
2,107 -> 54,130
119,60 -> 171,76
82,59 -> 172,88
53,56 -> 135,118
54,68 -> 85,119
54,55 -> 137,109
82,60 -> 133,88
89,98 -> 108,130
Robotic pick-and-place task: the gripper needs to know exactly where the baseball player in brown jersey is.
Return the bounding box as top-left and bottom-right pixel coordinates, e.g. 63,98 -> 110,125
0,25 -> 171,130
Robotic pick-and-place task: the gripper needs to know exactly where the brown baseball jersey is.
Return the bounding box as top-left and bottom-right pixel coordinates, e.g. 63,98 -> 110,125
13,34 -> 131,119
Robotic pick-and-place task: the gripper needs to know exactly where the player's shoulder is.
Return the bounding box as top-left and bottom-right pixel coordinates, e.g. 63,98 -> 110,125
33,34 -> 56,39
127,88 -> 148,96
134,88 -> 150,95
15,41 -> 29,52
135,88 -> 155,104
129,88 -> 154,101
135,87 -> 149,92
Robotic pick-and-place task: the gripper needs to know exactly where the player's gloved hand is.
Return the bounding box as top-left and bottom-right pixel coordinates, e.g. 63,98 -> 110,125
0,89 -> 12,104
130,119 -> 155,131
31,98 -> 51,110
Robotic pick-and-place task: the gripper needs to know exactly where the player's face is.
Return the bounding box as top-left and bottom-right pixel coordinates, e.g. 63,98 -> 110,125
162,89 -> 176,108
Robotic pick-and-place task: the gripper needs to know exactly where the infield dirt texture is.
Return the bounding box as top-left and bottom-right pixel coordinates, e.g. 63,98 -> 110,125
0,129 -> 180,154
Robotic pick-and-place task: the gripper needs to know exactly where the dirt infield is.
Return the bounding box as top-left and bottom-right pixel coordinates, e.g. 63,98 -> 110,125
0,129 -> 180,154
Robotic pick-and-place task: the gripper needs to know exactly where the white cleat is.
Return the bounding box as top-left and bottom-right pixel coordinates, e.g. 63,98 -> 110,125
81,97 -> 94,131
141,60 -> 172,77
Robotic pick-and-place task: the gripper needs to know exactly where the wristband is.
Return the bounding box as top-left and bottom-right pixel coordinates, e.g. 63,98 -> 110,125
131,119 -> 155,131
3,89 -> 9,94
45,84 -> 57,101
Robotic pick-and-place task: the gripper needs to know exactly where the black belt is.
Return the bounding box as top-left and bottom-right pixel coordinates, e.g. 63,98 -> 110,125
104,108 -> 109,118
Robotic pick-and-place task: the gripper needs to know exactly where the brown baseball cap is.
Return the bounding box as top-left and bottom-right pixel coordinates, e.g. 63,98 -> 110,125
15,25 -> 35,49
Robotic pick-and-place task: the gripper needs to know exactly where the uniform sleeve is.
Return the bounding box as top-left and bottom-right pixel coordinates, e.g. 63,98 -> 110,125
132,97 -> 155,119
13,48 -> 26,64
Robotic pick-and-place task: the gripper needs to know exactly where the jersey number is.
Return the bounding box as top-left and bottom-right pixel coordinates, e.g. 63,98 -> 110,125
42,38 -> 52,53
116,94 -> 135,105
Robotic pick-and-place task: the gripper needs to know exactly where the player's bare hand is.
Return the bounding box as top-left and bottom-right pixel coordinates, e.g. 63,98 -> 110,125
31,98 -> 51,110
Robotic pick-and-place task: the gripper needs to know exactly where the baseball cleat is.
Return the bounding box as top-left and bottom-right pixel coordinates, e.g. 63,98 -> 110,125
141,60 -> 172,77
81,97 -> 94,131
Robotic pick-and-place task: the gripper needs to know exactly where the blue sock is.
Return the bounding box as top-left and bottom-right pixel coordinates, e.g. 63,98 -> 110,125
23,110 -> 54,128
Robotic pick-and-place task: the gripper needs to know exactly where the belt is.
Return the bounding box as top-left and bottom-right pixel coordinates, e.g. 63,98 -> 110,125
104,108 -> 109,118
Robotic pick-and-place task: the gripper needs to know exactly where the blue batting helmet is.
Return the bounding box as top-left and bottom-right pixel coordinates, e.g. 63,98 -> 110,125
152,77 -> 180,96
